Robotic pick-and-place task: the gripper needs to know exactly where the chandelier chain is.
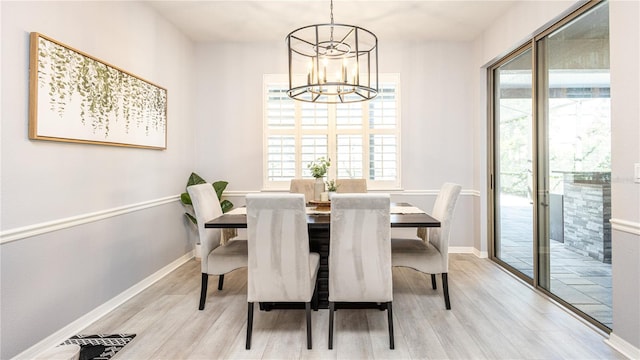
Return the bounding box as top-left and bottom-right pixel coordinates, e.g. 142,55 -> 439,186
329,0 -> 334,44
330,0 -> 334,25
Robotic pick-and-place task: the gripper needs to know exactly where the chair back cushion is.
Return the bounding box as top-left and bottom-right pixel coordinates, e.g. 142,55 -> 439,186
289,179 -> 315,203
246,193 -> 313,302
335,179 -> 367,193
329,193 -> 392,302
187,183 -> 223,272
428,183 -> 462,270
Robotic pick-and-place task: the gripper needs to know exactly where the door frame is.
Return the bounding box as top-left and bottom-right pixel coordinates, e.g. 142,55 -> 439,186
487,0 -> 611,333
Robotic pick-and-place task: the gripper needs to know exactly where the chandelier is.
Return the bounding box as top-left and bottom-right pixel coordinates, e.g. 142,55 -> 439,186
285,0 -> 378,103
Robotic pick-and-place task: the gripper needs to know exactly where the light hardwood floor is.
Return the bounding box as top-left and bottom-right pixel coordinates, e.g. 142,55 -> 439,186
81,254 -> 624,359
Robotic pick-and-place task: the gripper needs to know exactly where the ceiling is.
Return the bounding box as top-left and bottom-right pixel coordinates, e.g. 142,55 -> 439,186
145,1 -> 521,43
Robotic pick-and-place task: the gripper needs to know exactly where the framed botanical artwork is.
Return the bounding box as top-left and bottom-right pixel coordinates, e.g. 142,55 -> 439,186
29,32 -> 167,149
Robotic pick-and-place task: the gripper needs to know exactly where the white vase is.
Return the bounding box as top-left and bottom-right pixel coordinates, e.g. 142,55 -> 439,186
314,177 -> 325,201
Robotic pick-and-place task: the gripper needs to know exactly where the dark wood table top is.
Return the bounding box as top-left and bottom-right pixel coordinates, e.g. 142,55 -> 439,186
204,202 -> 440,229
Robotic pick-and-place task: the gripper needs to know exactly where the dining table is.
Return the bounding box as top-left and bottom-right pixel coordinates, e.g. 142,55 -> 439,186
205,202 -> 440,309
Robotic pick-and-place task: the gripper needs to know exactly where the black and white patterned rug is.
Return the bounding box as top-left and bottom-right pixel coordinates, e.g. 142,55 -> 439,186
61,334 -> 136,360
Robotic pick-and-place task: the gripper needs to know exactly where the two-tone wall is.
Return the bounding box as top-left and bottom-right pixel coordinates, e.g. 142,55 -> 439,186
0,2 -> 196,358
608,0 -> 640,355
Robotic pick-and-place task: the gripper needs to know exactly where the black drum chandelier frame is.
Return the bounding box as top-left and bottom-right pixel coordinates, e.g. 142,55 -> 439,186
285,0 -> 379,103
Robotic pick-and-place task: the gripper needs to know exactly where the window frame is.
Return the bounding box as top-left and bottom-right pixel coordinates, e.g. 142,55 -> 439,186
262,73 -> 401,191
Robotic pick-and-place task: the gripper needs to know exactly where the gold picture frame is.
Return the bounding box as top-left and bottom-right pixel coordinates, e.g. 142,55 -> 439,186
29,32 -> 167,149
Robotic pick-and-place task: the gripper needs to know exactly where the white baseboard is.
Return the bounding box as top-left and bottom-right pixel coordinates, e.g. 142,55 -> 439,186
448,247 -> 487,258
449,246 -> 474,253
605,333 -> 640,359
473,248 -> 489,258
12,252 -> 193,360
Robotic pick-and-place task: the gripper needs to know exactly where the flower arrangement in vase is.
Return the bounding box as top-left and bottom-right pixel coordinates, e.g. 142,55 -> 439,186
307,157 -> 331,201
307,157 -> 330,178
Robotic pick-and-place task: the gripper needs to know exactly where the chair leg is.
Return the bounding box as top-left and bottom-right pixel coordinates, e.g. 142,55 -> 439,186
328,302 -> 335,349
442,273 -> 451,310
312,285 -> 319,311
218,274 -> 225,290
198,273 -> 208,310
246,302 -> 254,350
305,302 -> 312,349
387,302 -> 395,350
431,274 -> 437,289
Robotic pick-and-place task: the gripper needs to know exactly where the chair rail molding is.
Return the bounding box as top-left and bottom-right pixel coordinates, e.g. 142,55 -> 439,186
1,189 -> 481,245
610,218 -> 640,236
229,189 -> 481,197
0,195 -> 179,245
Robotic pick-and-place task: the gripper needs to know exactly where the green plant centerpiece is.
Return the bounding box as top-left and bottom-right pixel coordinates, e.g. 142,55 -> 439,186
180,172 -> 233,225
307,157 -> 331,201
307,157 -> 330,178
325,179 -> 338,192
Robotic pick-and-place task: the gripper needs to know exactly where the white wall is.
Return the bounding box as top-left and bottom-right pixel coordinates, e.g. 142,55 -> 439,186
477,0 -> 579,66
474,0 -> 640,354
609,0 -> 640,353
0,2 -> 196,358
193,41 -> 479,249
194,41 -> 476,191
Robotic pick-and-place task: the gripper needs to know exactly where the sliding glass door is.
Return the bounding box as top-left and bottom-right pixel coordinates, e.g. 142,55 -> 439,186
536,1 -> 611,328
492,48 -> 534,280
490,1 -> 611,330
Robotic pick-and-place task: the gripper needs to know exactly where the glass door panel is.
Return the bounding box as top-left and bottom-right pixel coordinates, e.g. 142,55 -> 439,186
536,2 -> 611,328
493,48 -> 534,279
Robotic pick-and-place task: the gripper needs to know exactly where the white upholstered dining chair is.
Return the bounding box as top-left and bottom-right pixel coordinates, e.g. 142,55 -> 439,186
335,178 -> 367,193
289,179 -> 315,203
245,193 -> 320,350
391,182 -> 461,310
188,183 -> 248,310
328,193 -> 394,350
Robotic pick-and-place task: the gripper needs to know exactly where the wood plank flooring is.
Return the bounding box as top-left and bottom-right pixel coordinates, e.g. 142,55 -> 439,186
81,254 -> 624,359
